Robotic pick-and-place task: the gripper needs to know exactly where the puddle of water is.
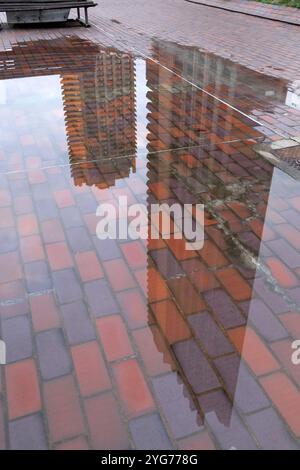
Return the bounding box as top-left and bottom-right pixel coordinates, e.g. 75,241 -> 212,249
0,36 -> 300,450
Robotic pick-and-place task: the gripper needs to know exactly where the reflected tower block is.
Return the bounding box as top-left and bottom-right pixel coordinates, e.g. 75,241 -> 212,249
0,36 -> 137,188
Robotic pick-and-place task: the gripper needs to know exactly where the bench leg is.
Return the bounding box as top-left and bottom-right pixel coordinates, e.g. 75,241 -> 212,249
84,7 -> 89,27
76,6 -> 91,27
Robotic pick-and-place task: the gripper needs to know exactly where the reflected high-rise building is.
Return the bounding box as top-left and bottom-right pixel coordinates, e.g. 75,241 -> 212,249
61,48 -> 137,187
0,36 -> 137,188
144,43 -> 287,434
150,40 -> 287,120
145,54 -> 243,428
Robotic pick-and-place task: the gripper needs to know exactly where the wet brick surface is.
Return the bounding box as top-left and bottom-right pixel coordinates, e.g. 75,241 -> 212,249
0,32 -> 299,450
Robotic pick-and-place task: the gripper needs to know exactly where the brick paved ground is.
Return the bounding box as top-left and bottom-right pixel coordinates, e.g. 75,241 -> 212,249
2,3 -> 300,140
0,2 -> 300,450
89,0 -> 300,81
185,0 -> 300,26
2,0 -> 300,82
89,0 -> 300,138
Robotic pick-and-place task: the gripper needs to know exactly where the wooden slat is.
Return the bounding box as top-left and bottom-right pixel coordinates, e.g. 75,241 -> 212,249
0,1 -> 96,4
0,1 -> 96,10
0,0 -> 88,2
0,1 -> 95,3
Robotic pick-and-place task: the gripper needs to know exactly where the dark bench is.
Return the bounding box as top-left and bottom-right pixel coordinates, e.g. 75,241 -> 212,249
0,1 -> 97,27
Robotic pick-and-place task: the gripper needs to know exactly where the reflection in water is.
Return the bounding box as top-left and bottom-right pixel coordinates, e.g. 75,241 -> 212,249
63,49 -> 137,187
150,41 -> 300,140
0,74 -> 67,172
0,37 -> 137,185
150,41 -> 288,120
286,81 -> 300,111
0,36 -> 300,450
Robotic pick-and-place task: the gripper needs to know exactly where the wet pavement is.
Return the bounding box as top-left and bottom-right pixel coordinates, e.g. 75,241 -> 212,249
0,33 -> 300,450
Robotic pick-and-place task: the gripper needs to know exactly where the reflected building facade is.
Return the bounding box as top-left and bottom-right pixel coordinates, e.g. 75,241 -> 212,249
0,37 -> 137,188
